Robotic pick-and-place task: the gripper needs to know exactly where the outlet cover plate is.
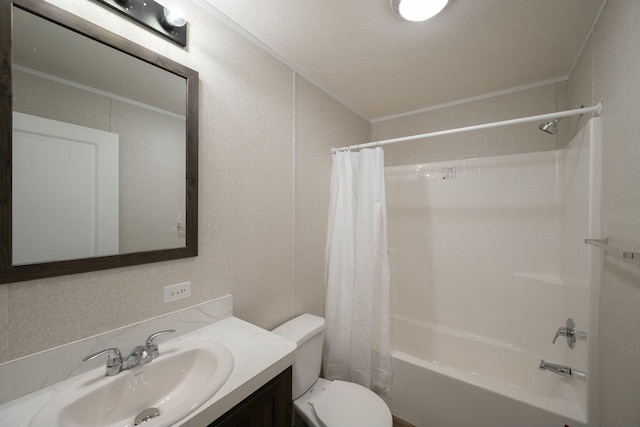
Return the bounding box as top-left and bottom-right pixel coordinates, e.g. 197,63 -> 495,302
163,281 -> 191,303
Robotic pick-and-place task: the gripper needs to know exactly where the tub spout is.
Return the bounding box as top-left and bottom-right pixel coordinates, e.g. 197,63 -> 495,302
539,360 -> 571,378
539,360 -> 587,381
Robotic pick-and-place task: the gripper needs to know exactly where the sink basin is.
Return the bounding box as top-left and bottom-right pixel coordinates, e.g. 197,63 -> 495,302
30,340 -> 234,427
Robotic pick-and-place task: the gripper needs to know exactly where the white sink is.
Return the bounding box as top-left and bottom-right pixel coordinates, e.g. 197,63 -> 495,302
30,340 -> 234,427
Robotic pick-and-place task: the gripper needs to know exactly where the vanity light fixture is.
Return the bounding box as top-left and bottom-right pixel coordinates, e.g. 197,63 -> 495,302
162,5 -> 187,28
392,0 -> 449,22
94,0 -> 187,47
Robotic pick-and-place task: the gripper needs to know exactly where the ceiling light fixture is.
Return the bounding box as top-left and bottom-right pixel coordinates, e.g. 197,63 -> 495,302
392,0 -> 449,22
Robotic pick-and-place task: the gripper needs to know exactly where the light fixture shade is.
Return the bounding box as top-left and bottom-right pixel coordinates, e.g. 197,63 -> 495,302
392,0 -> 449,22
163,6 -> 187,28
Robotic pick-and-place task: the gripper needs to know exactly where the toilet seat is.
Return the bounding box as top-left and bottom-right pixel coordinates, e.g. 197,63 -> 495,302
311,380 -> 392,427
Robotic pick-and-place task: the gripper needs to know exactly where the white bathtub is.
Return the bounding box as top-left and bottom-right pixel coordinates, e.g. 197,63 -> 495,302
389,316 -> 588,427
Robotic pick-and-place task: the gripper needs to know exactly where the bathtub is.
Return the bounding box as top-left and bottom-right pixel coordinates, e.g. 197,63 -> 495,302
388,316 -> 588,427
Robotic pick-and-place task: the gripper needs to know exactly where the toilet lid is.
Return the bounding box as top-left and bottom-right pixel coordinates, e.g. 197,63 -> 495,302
311,380 -> 392,427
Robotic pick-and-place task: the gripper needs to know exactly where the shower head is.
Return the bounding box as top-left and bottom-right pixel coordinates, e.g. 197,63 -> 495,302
538,119 -> 560,135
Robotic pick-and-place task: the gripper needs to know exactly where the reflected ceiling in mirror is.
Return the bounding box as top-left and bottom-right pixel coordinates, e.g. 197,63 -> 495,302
0,0 -> 198,283
13,7 -> 186,116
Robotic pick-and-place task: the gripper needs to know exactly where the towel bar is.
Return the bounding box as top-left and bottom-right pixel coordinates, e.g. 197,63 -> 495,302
585,238 -> 640,264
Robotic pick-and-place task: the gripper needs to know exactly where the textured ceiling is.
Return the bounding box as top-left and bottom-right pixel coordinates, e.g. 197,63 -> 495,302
198,0 -> 605,121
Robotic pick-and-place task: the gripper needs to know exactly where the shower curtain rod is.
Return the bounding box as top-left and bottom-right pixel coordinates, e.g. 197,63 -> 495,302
332,102 -> 603,153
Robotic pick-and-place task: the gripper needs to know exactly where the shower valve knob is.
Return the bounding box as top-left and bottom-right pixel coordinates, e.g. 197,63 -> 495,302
552,318 -> 586,349
552,326 -> 575,347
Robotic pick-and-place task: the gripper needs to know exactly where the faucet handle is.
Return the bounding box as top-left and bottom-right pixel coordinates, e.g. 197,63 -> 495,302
552,318 -> 577,348
83,348 -> 123,376
144,329 -> 176,359
552,327 -> 568,344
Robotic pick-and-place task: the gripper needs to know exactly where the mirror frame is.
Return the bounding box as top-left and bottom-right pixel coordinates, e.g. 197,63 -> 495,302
0,0 -> 199,284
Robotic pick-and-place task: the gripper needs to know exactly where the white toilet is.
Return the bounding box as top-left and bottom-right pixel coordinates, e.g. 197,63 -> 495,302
272,314 -> 392,427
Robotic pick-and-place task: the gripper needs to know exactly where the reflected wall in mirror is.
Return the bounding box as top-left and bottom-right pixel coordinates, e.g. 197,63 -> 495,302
0,0 -> 199,283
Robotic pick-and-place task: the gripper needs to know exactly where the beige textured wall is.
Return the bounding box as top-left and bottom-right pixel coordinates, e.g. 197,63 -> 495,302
111,100 -> 186,253
372,82 -> 568,166
293,76 -> 370,317
13,70 -> 111,129
568,1 -> 640,424
1,0 -> 369,363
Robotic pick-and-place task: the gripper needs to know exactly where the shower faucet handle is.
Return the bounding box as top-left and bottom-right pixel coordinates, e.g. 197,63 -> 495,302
552,326 -> 575,347
552,318 -> 587,349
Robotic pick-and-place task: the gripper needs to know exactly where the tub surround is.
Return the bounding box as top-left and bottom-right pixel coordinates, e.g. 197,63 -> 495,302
391,329 -> 587,427
384,119 -> 601,426
392,350 -> 586,427
0,294 -> 297,427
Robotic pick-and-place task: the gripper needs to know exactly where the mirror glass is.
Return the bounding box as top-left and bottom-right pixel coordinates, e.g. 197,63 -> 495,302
1,0 -> 198,282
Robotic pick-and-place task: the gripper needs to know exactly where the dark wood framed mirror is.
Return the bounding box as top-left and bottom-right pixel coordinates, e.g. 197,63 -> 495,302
0,0 -> 198,284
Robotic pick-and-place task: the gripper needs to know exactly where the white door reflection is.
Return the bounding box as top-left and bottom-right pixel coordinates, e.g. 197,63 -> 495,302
12,112 -> 119,265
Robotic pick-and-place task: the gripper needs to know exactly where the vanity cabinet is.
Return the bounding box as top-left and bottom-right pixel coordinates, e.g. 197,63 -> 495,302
209,367 -> 293,427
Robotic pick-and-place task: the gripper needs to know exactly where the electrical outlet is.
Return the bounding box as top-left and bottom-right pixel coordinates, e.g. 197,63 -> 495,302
163,281 -> 191,303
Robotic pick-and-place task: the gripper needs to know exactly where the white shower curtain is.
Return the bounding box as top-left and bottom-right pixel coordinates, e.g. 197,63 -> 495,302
323,147 -> 392,397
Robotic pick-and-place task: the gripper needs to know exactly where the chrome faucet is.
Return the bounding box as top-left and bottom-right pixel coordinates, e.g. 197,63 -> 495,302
539,360 -> 587,382
552,318 -> 587,349
83,329 -> 175,376
145,330 -> 176,360
539,360 -> 572,378
82,348 -> 123,376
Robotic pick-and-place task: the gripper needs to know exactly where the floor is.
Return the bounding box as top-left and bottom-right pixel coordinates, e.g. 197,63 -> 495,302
393,415 -> 416,427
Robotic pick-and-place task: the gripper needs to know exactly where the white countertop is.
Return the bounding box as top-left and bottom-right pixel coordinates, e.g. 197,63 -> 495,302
0,316 -> 297,427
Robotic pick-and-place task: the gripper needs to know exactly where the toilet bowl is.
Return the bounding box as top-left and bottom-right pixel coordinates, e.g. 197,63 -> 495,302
294,377 -> 392,427
272,314 -> 392,427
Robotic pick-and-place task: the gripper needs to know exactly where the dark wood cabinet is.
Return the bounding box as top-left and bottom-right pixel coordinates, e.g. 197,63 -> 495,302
209,367 -> 293,427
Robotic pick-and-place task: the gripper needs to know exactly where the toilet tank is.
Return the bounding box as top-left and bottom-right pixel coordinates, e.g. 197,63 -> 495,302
272,314 -> 325,399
